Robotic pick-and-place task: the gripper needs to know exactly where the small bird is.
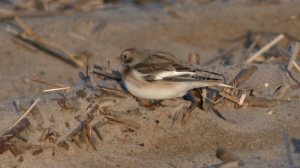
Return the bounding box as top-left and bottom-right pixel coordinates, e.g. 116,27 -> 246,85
116,48 -> 232,100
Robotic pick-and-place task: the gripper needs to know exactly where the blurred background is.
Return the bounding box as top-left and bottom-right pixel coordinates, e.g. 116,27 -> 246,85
0,0 -> 299,101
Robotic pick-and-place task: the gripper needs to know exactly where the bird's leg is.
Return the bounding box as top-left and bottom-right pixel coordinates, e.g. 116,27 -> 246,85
181,91 -> 199,125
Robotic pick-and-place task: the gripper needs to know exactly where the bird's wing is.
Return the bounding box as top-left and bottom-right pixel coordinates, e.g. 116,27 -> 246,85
133,50 -> 195,74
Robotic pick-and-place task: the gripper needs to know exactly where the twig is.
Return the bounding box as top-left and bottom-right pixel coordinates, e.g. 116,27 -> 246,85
245,34 -> 285,64
208,103 -> 227,121
292,61 -> 300,73
31,76 -> 64,88
218,92 -> 239,104
43,87 -> 71,92
202,44 -> 238,65
14,16 -> 44,42
283,132 -> 293,168
89,64 -> 94,83
7,21 -> 85,68
9,99 -> 39,129
287,42 -> 300,71
240,35 -> 261,66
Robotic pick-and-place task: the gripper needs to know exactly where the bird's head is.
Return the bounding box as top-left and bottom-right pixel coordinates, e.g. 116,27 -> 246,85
116,48 -> 147,69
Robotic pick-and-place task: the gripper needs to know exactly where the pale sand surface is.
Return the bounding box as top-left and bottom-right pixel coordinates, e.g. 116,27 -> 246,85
1,1 -> 300,167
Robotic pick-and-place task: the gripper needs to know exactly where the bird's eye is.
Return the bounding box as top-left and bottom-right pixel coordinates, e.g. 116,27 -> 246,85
123,55 -> 127,59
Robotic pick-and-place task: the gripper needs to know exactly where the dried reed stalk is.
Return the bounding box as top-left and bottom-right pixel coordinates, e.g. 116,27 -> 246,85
43,87 -> 71,92
288,42 -> 300,71
292,61 -> 300,73
240,35 -> 261,66
218,92 -> 239,104
9,99 -> 38,129
245,34 -> 285,64
31,76 -> 64,88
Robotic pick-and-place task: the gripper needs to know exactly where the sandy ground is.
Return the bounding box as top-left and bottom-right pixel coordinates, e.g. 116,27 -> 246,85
1,0 -> 300,167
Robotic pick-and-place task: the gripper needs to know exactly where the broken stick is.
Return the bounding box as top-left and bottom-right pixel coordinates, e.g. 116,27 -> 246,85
245,34 -> 285,64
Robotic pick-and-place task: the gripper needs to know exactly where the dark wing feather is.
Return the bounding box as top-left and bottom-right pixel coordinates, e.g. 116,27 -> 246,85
153,74 -> 222,82
133,51 -> 195,74
144,73 -> 221,82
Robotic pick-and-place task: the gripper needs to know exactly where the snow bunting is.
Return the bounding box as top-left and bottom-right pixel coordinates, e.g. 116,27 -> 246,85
117,48 -> 232,100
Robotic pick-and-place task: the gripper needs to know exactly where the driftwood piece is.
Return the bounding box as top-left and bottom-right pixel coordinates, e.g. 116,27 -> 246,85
0,118 -> 30,150
230,66 -> 258,87
216,148 -> 244,166
244,96 -> 291,107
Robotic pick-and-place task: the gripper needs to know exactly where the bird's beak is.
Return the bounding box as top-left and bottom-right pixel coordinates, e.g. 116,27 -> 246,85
116,56 -> 121,60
